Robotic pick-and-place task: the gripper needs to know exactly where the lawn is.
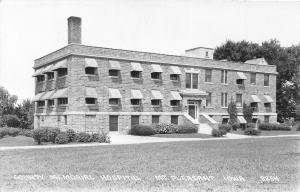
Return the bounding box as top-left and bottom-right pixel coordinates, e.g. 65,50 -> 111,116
232,129 -> 300,136
151,133 -> 212,138
0,136 -> 35,147
0,137 -> 299,192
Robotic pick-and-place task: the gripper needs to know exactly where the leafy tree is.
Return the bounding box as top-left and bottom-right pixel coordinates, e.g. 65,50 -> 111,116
243,102 -> 253,123
0,86 -> 18,116
227,99 -> 238,124
14,99 -> 34,129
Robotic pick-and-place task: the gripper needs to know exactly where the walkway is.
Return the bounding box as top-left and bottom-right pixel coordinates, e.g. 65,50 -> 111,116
0,133 -> 299,151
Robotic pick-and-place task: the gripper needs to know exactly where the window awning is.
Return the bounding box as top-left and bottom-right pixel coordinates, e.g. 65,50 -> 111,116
170,91 -> 182,100
151,64 -> 163,73
237,72 -> 247,80
222,116 -> 230,119
33,92 -> 45,101
251,95 -> 261,103
131,90 -> 143,99
42,65 -> 54,74
108,88 -> 122,98
52,88 -> 68,98
40,90 -> 55,100
32,68 -> 44,77
151,90 -> 163,100
52,59 -> 67,70
237,116 -> 247,124
264,95 -> 274,103
109,60 -> 121,70
85,58 -> 98,68
85,87 -> 97,98
131,62 -> 143,71
170,66 -> 182,75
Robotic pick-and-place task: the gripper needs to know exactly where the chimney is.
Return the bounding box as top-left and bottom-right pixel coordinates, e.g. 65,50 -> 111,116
68,16 -> 81,44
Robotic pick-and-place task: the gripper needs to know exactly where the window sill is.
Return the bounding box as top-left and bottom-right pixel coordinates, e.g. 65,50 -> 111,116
109,105 -> 120,107
221,107 -> 228,109
151,105 -> 161,107
221,83 -> 228,85
250,83 -> 256,86
170,105 -> 180,107
151,79 -> 162,81
85,104 -> 97,106
131,105 -> 141,107
85,74 -> 97,76
109,76 -> 119,79
47,79 -> 54,82
58,104 -> 68,107
205,82 -> 213,84
37,107 -> 45,109
264,86 -> 270,87
170,80 -> 180,82
205,106 -> 213,109
57,76 -> 67,79
131,77 -> 141,80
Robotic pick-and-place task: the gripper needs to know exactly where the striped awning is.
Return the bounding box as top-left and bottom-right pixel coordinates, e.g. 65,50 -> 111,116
40,90 -> 55,100
264,95 -> 274,103
170,66 -> 182,75
42,65 -> 54,74
151,90 -> 163,100
85,87 -> 97,98
170,91 -> 182,100
52,59 -> 67,70
237,72 -> 247,80
108,88 -> 122,98
32,68 -> 44,77
33,92 -> 45,101
151,64 -> 163,73
109,60 -> 121,70
131,90 -> 143,99
131,62 -> 143,71
237,116 -> 247,124
251,95 -> 261,103
52,88 -> 68,98
85,58 -> 98,68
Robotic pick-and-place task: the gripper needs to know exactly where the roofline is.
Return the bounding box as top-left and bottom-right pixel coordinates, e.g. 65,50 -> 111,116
185,46 -> 214,51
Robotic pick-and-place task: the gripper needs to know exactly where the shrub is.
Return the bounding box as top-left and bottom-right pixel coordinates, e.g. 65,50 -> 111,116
259,123 -> 291,131
4,115 -> 20,128
76,132 -> 93,143
246,123 -> 256,129
130,124 -> 156,136
218,124 -> 232,133
231,123 -> 240,131
244,128 -> 261,135
32,128 -> 48,145
211,129 -> 227,137
66,129 -> 76,142
91,132 -> 110,143
55,133 -> 69,144
154,123 -> 178,134
0,128 -> 9,138
7,128 -> 20,137
45,128 -> 61,143
19,129 -> 33,137
297,123 -> 300,131
177,125 -> 198,134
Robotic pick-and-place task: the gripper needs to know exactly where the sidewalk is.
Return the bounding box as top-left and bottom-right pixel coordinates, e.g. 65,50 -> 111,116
0,133 -> 299,151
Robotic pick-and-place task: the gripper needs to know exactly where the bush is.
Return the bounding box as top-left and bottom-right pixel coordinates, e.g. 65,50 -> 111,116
4,115 -> 20,128
55,133 -> 69,144
259,123 -> 291,131
0,128 -> 9,138
32,128 -> 48,145
218,124 -> 232,133
244,128 -> 261,135
177,125 -> 198,134
91,132 -> 110,143
211,129 -> 227,137
130,124 -> 156,136
19,129 -> 33,137
7,128 -> 20,137
231,123 -> 240,131
297,123 -> 300,131
76,132 -> 93,143
246,123 -> 256,129
66,129 -> 76,142
154,123 -> 178,134
45,128 -> 61,143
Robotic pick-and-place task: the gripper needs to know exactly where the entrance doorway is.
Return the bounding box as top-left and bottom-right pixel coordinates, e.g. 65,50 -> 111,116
188,100 -> 198,120
109,115 -> 118,131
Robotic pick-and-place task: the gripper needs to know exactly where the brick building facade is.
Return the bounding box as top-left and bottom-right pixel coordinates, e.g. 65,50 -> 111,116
33,17 -> 277,134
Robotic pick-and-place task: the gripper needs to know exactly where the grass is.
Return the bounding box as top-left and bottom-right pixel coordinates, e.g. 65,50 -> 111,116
0,137 -> 299,192
0,136 -> 35,147
231,129 -> 300,136
151,133 -> 212,138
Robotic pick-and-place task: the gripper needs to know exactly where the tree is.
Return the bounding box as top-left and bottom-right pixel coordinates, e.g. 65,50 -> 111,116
243,102 -> 253,123
0,86 -> 18,117
227,99 -> 238,124
14,99 -> 34,129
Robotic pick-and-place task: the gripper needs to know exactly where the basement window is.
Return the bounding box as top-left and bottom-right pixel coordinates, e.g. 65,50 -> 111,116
85,98 -> 97,104
170,74 -> 180,81
109,69 -> 119,77
47,72 -> 54,80
48,99 -> 54,107
151,72 -> 161,80
131,71 -> 141,78
131,99 -> 141,106
151,99 -> 161,106
236,79 -> 244,85
109,98 -> 119,106
170,100 -> 180,107
58,98 -> 68,105
85,67 -> 97,75
57,68 -> 68,77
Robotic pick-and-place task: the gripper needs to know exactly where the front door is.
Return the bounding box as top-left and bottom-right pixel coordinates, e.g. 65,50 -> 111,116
109,115 -> 118,131
188,101 -> 198,120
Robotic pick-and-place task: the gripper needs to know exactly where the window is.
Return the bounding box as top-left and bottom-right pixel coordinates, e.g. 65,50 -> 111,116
221,70 -> 228,84
109,98 -> 119,105
131,115 -> 139,127
131,71 -> 141,78
57,116 -> 61,122
170,100 -> 180,107
47,73 -> 54,80
236,94 -> 242,108
250,73 -> 256,85
185,73 -> 198,89
85,98 -> 97,104
236,79 -> 244,85
170,74 -> 179,81
250,102 -> 258,112
205,51 -> 209,57
58,98 -> 68,105
151,72 -> 161,80
85,67 -> 96,75
64,115 -> 67,125
37,75 -> 45,82
131,99 -> 141,106
109,69 -> 119,77
264,103 -> 271,112
151,99 -> 161,106
206,92 -> 212,107
37,101 -> 45,107
264,115 -> 270,123
57,68 -> 68,77
152,115 -> 159,124
205,69 -> 212,82
222,118 -> 229,124
264,74 -> 269,86
221,93 -> 228,108
48,99 -> 54,107
171,115 -> 178,125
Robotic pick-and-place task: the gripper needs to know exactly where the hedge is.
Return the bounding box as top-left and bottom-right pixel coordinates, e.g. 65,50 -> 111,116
211,129 -> 227,137
154,123 -> 178,134
130,124 -> 156,136
259,123 -> 291,131
218,124 -> 232,133
177,125 -> 198,134
244,128 -> 261,136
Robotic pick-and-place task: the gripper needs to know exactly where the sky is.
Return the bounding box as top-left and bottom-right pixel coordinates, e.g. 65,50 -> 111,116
1,0 -> 300,102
